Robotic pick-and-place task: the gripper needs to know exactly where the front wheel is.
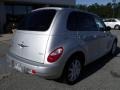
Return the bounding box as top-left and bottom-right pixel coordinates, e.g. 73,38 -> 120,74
63,55 -> 82,85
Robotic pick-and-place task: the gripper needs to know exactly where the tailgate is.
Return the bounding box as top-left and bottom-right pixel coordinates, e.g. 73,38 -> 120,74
10,31 -> 49,63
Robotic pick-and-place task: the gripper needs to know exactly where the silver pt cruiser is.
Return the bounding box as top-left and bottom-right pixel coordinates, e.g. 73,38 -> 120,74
7,7 -> 117,84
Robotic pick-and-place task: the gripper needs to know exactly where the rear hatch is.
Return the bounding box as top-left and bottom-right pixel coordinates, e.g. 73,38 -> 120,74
9,9 -> 56,63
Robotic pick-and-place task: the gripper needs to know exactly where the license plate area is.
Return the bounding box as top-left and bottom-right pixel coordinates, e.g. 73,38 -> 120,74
12,60 -> 23,72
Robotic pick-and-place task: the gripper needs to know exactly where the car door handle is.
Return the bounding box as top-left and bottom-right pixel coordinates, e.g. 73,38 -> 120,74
81,35 -> 96,41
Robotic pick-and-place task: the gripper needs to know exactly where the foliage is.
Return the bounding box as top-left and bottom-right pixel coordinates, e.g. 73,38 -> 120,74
76,2 -> 120,18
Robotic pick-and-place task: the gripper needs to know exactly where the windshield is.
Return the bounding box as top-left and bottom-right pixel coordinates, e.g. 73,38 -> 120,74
17,10 -> 56,31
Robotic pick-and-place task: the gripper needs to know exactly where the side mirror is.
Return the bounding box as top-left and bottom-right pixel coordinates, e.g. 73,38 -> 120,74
106,26 -> 111,31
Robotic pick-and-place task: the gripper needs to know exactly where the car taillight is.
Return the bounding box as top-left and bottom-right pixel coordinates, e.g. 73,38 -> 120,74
31,70 -> 36,75
47,47 -> 64,63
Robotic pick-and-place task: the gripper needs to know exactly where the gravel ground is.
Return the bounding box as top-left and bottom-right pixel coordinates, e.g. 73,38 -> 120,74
0,30 -> 120,90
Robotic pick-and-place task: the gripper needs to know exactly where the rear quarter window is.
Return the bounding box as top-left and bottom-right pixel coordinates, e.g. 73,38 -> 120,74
17,10 -> 56,31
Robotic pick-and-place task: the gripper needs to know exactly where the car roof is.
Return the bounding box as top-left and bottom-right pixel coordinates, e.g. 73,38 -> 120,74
32,7 -> 98,17
32,7 -> 63,12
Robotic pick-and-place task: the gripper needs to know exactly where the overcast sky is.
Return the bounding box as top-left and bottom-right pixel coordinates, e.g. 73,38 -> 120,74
76,0 -> 119,5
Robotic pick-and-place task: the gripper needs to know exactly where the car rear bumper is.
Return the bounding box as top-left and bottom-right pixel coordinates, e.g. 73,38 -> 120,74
6,52 -> 62,79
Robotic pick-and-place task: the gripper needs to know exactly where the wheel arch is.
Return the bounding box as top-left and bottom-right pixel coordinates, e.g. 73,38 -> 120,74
114,24 -> 120,30
65,51 -> 86,67
60,51 -> 86,83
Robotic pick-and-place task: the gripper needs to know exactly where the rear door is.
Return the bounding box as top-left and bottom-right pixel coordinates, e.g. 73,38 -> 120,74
11,31 -> 50,63
10,9 -> 56,63
67,11 -> 101,62
76,13 -> 102,62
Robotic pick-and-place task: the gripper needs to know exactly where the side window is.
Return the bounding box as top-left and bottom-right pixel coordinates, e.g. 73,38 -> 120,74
95,18 -> 106,31
104,19 -> 111,22
111,19 -> 116,22
67,12 -> 97,31
108,19 -> 112,22
77,13 -> 97,31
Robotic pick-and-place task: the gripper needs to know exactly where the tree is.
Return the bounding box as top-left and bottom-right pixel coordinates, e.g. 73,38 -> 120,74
76,2 -> 120,18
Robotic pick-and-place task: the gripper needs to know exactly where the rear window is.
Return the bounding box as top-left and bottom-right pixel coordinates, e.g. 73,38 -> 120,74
17,10 -> 56,31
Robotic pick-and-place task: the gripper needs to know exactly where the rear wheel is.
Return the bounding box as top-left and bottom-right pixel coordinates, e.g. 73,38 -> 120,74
63,55 -> 82,85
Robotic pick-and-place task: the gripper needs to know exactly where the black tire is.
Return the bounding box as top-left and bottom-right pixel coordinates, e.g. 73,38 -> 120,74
110,40 -> 117,56
114,25 -> 120,30
63,55 -> 83,85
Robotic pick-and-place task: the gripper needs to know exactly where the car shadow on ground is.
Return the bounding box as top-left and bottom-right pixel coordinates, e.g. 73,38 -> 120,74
78,47 -> 120,84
